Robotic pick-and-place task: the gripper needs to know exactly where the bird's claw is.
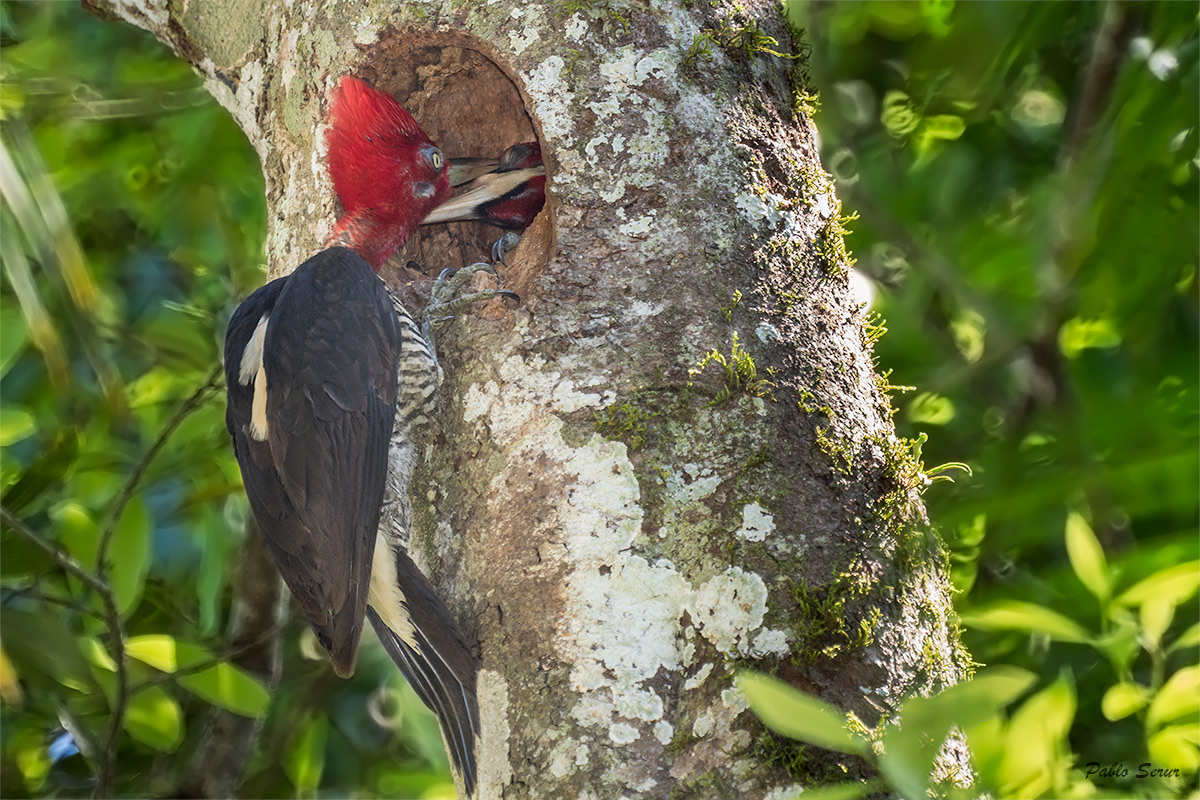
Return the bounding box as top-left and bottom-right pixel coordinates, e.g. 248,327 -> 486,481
491,232 -> 522,266
422,262 -> 518,342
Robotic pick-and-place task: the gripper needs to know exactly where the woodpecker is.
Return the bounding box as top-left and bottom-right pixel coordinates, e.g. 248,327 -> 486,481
425,141 -> 546,263
225,76 -> 509,795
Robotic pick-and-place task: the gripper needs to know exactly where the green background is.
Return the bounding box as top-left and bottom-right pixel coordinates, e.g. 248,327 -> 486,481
1,1 -> 1196,797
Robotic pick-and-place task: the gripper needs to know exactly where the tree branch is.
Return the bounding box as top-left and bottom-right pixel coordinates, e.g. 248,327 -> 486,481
96,362 -> 222,570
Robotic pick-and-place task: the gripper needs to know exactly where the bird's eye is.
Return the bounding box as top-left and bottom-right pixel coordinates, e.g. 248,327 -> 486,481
427,148 -> 444,171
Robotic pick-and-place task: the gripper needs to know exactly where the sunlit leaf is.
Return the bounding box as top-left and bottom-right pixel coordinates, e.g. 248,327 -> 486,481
1117,562 -> 1200,608
123,685 -> 183,752
960,601 -> 1090,643
908,392 -> 955,425
285,716 -> 328,794
737,672 -> 868,756
1170,623 -> 1200,653
55,501 -> 99,570
998,672 -> 1076,797
177,662 -> 270,718
78,636 -> 117,672
880,667 -> 1035,800
0,407 -> 36,446
1147,666 -> 1200,730
126,634 -> 178,672
1140,598 -> 1174,648
1065,513 -> 1109,602
1101,682 -> 1149,721
1059,316 -> 1121,358
1147,724 -> 1200,771
109,497 -> 151,616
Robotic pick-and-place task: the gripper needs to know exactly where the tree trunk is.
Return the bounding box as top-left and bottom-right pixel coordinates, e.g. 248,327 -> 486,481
86,1 -> 969,797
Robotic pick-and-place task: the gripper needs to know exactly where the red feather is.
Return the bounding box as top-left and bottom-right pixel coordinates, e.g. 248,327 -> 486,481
326,77 -> 452,267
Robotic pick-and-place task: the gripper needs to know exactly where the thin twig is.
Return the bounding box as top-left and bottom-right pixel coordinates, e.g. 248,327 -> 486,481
0,507 -> 109,595
93,590 -> 127,799
126,620 -> 292,695
96,362 -> 221,569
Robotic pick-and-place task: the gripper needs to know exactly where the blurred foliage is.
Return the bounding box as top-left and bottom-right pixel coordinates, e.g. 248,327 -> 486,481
750,1 -> 1199,797
2,0 -> 1197,799
0,3 -> 451,797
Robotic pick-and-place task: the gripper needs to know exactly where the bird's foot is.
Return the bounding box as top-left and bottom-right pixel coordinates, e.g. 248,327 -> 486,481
421,262 -> 519,343
491,231 -> 522,266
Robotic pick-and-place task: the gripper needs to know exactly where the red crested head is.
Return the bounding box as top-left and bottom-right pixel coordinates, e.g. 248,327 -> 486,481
326,76 -> 452,268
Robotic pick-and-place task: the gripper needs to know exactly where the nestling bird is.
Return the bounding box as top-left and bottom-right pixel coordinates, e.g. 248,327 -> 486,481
224,75 -> 512,795
424,141 -> 546,263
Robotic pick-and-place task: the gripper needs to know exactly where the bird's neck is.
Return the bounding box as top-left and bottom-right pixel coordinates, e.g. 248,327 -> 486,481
328,210 -> 415,270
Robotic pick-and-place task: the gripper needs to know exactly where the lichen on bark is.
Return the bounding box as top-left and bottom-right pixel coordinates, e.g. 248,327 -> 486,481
87,0 -> 971,797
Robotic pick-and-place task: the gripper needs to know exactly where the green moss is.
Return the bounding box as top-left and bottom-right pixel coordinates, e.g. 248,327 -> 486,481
559,0 -> 630,32
594,401 -> 658,451
667,727 -> 697,754
789,576 -> 879,666
668,769 -> 738,800
814,423 -> 853,476
688,331 -> 776,405
719,289 -> 743,323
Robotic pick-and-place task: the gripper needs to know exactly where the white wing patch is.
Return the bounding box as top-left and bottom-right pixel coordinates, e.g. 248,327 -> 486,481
239,313 -> 271,441
369,530 -> 419,650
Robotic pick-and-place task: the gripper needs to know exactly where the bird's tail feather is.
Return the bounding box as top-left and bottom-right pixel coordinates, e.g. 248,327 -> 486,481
366,554 -> 479,795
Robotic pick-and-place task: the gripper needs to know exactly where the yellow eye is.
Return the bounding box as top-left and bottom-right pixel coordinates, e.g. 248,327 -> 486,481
428,148 -> 444,171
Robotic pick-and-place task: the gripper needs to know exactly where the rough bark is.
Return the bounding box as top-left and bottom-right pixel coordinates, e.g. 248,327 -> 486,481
86,1 -> 970,797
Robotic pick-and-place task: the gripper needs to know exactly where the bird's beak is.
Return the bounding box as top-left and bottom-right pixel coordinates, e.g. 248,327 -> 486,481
422,166 -> 546,225
447,157 -> 500,187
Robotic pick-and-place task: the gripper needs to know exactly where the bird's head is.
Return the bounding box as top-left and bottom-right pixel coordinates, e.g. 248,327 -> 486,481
326,76 -> 452,268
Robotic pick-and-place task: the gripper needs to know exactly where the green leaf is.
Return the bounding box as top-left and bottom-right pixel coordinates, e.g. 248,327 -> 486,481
921,114 -> 966,141
109,497 -> 151,616
126,635 -> 178,672
736,672 -> 868,756
777,782 -> 879,800
285,716 -> 328,794
1064,513 -> 1109,601
1,428 -> 78,519
880,667 -> 1035,800
959,600 -> 1090,643
908,392 -> 956,425
78,636 -> 117,672
1147,666 -> 1200,730
1169,623 -> 1200,653
1117,562 -> 1200,608
55,502 -> 99,570
998,672 -> 1076,796
177,662 -> 270,718
1147,724 -> 1200,771
0,609 -> 93,690
0,310 -> 29,377
1140,598 -> 1175,649
123,686 -> 183,753
0,408 -> 36,446
1101,682 -> 1149,721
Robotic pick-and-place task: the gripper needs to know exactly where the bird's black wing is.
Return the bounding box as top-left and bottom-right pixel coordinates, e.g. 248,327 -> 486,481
225,247 -> 399,676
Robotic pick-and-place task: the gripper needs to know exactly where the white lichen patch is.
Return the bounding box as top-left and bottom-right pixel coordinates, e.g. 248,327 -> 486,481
565,13 -> 587,41
526,56 -> 574,146
654,720 -> 674,746
462,354 -> 612,447
618,215 -> 654,237
751,628 -> 791,658
609,722 -> 640,745
735,502 -> 775,542
657,465 -> 721,539
691,567 -> 769,656
764,786 -> 806,800
477,670 -> 512,800
683,662 -> 714,691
